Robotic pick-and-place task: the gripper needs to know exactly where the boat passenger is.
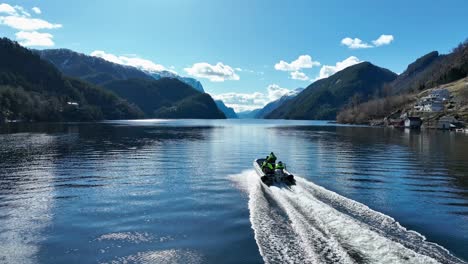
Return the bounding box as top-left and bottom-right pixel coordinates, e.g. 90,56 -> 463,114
263,162 -> 274,174
266,152 -> 277,164
275,161 -> 285,174
261,156 -> 269,169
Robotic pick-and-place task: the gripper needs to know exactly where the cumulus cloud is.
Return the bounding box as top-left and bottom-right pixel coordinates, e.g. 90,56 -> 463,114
341,34 -> 394,49
15,31 -> 54,47
91,50 -> 170,73
32,7 -> 41,14
274,55 -> 320,72
290,71 -> 309,81
0,3 -> 16,15
0,4 -> 61,47
316,56 -> 362,80
341,37 -> 372,49
184,62 -> 239,82
0,16 -> 61,31
266,84 -> 292,102
372,34 -> 394,46
212,84 -> 292,112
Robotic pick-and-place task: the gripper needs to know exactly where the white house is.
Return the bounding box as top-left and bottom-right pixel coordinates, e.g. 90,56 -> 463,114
422,101 -> 444,112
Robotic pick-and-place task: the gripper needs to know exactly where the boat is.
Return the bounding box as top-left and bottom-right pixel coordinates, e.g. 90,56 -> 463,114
253,158 -> 295,186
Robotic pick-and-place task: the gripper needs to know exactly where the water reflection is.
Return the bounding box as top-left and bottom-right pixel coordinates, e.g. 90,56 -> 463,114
0,121 -> 467,262
0,122 -> 215,264
0,134 -> 56,264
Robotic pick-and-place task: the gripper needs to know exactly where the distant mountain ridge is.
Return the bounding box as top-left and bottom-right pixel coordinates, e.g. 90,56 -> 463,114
255,88 -> 304,118
0,38 -> 143,122
37,49 -> 205,92
147,71 -> 205,93
390,39 -> 468,94
266,62 -> 398,120
102,78 -> 224,119
35,49 -> 153,85
237,109 -> 261,119
215,100 -> 238,118
35,47 -> 224,119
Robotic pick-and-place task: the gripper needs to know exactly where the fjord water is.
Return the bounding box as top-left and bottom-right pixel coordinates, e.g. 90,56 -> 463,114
0,120 -> 467,264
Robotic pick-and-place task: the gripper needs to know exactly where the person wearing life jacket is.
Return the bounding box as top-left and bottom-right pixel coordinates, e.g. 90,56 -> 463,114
275,161 -> 285,174
266,152 -> 277,165
261,156 -> 269,170
262,159 -> 274,174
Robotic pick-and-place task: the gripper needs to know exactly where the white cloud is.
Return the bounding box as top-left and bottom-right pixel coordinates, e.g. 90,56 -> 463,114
341,34 -> 395,49
0,4 -> 60,47
91,50 -> 171,73
13,5 -> 30,17
0,16 -> 62,31
184,62 -> 239,82
15,31 -> 54,47
212,84 -> 292,112
266,84 -> 292,102
0,3 -> 16,15
32,7 -> 41,15
316,56 -> 362,80
372,34 -> 394,46
341,37 -> 372,49
274,55 -> 320,71
290,71 -> 309,81
213,92 -> 265,112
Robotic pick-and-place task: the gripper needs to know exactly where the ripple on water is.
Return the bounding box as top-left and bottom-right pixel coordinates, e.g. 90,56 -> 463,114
101,249 -> 203,264
96,232 -> 154,244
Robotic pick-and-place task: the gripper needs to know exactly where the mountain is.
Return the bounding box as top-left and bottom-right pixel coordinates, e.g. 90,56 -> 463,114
215,100 -> 238,118
266,62 -> 398,120
37,49 -> 205,92
0,38 -> 143,122
148,71 -> 205,93
336,39 -> 468,125
37,48 -> 223,119
155,93 -> 225,119
390,39 -> 468,93
237,109 -> 261,119
103,78 -> 225,119
35,49 -> 153,85
390,51 -> 443,94
255,88 -> 304,118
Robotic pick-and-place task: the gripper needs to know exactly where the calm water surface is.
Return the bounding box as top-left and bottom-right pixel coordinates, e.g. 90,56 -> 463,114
0,120 -> 467,264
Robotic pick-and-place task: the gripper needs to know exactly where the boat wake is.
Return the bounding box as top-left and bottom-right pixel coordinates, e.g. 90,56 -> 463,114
230,170 -> 464,264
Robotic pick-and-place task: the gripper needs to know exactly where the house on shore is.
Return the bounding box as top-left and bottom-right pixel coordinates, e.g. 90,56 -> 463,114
404,117 -> 422,129
438,116 -> 464,130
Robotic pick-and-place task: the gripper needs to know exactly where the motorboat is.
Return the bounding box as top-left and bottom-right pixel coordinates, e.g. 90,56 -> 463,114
253,158 -> 295,186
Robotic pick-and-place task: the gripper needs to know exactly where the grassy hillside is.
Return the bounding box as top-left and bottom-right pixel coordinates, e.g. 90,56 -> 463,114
337,39 -> 468,125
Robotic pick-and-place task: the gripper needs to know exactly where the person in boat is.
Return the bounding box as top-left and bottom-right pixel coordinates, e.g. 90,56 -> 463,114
261,158 -> 275,174
275,161 -> 285,174
261,156 -> 268,169
266,152 -> 277,165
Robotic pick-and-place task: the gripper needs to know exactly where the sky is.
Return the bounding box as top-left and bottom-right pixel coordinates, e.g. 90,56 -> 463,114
1,0 -> 467,112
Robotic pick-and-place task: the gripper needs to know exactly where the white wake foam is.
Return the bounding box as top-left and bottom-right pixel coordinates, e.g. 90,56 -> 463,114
230,170 -> 464,264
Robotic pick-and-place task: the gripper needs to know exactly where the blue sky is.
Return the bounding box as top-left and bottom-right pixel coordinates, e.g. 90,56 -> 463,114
1,0 -> 467,111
